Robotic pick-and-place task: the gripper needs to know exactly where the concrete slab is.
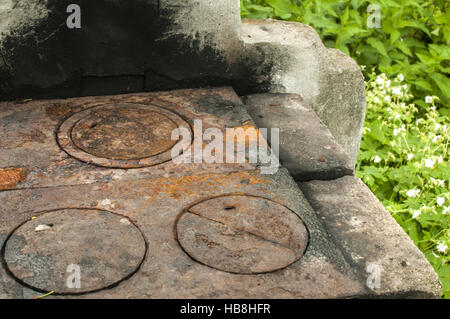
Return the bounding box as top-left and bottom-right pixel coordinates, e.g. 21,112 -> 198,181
299,176 -> 442,298
241,18 -> 366,164
243,93 -> 354,181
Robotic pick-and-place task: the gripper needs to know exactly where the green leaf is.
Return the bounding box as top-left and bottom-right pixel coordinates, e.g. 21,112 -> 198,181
416,52 -> 440,65
430,73 -> 450,98
438,264 -> 450,297
366,37 -> 390,58
394,41 -> 413,57
266,0 -> 293,19
241,3 -> 274,19
340,5 -> 350,26
429,44 -> 450,60
397,19 -> 431,37
390,29 -> 401,44
414,78 -> 433,91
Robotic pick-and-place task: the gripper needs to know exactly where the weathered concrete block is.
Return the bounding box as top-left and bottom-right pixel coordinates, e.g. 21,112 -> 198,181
0,0 -> 242,99
241,19 -> 366,165
243,93 -> 354,181
299,176 -> 442,298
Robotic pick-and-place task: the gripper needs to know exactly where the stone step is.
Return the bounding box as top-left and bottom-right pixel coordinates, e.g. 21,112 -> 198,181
243,93 -> 354,181
299,176 -> 442,298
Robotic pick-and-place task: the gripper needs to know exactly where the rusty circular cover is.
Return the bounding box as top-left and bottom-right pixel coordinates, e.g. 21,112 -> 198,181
176,195 -> 309,274
3,209 -> 147,294
56,103 -> 192,168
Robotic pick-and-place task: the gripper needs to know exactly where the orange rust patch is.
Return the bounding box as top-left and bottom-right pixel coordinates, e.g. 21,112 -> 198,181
224,124 -> 261,147
142,171 -> 272,198
0,167 -> 26,190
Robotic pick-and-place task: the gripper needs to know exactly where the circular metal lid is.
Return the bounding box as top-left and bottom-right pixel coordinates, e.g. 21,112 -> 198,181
3,209 -> 147,294
57,103 -> 191,168
176,195 -> 309,274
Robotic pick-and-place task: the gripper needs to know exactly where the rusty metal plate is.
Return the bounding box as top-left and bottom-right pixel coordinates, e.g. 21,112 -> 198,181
57,103 -> 192,168
0,88 -> 255,190
176,195 -> 309,274
0,88 -> 365,299
0,171 -> 364,299
2,209 -> 146,294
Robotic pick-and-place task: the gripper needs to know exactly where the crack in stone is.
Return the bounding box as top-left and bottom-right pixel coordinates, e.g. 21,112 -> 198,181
37,22 -> 66,45
185,209 -> 298,254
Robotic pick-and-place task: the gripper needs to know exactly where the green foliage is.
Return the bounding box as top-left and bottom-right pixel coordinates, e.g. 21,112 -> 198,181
241,0 -> 450,297
241,0 -> 450,109
357,72 -> 449,298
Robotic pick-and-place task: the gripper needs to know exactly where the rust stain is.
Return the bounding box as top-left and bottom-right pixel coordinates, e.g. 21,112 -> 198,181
18,129 -> 47,145
45,103 -> 71,121
224,124 -> 260,147
71,107 -> 177,160
0,167 -> 26,190
141,171 -> 272,198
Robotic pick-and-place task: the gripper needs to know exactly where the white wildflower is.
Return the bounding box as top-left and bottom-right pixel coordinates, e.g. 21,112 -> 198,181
437,155 -> 443,164
432,135 -> 440,143
437,197 -> 445,206
412,210 -> 421,219
385,80 -> 391,88
443,206 -> 450,215
393,125 -> 405,136
392,87 -> 402,96
436,242 -> 448,254
397,74 -> 404,82
425,96 -> 433,104
384,96 -> 391,103
376,76 -> 385,86
373,156 -> 382,163
429,178 -> 444,187
406,189 -> 420,198
424,158 -> 436,168
407,154 -> 414,161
